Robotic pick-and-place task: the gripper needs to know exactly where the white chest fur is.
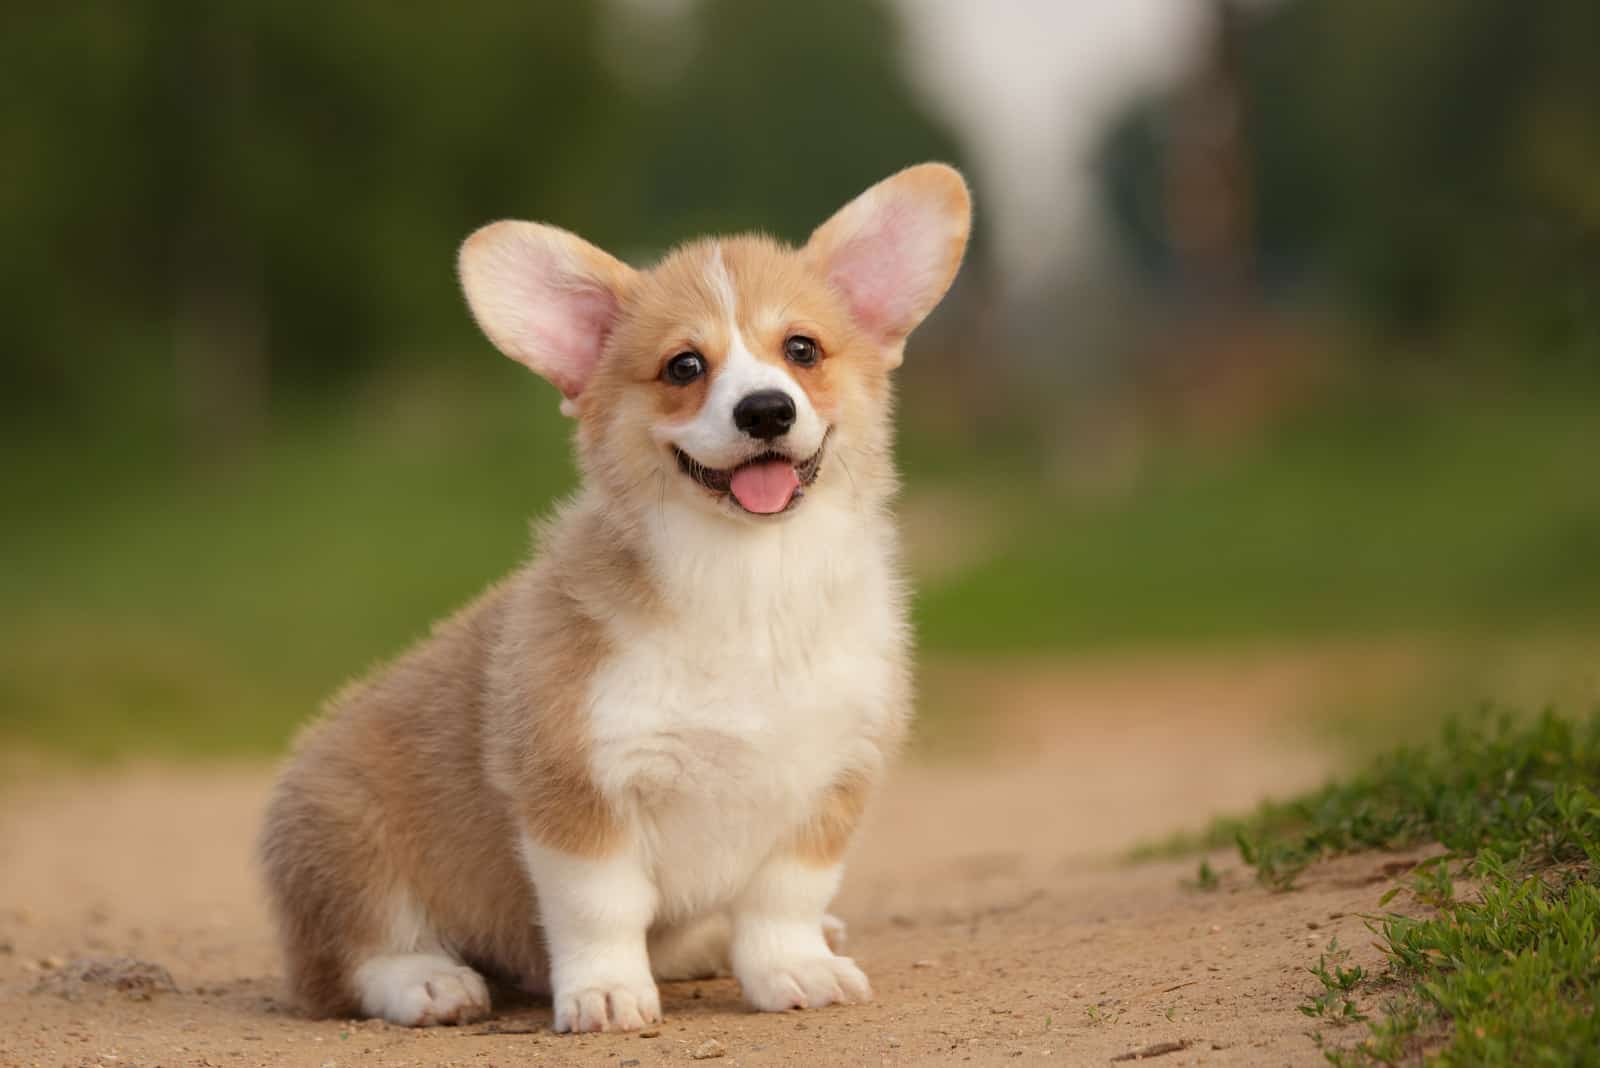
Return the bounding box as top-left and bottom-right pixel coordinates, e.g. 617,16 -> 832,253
585,496 -> 904,919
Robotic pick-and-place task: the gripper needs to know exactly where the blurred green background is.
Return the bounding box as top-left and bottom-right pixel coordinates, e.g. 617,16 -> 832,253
4,0 -> 1598,762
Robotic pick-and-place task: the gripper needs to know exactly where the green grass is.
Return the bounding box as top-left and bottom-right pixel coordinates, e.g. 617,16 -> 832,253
1299,938 -> 1368,1026
1213,711 -> 1600,1065
3,368 -> 577,760
915,380 -> 1600,650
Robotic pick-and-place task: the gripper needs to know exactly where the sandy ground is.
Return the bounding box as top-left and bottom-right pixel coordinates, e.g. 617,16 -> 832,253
0,651 -> 1430,1068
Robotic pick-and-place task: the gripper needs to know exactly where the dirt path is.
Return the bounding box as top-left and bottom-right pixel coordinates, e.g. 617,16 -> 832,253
1,651 -> 1426,1067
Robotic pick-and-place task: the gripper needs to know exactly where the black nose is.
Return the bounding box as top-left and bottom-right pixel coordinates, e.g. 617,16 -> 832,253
732,390 -> 796,441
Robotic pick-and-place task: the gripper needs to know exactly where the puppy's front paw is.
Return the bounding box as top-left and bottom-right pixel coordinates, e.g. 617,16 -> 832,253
739,953 -> 872,1013
553,976 -> 662,1033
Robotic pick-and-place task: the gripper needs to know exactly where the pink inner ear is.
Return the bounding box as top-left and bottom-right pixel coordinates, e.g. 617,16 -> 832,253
541,284 -> 618,399
482,231 -> 621,399
827,198 -> 946,341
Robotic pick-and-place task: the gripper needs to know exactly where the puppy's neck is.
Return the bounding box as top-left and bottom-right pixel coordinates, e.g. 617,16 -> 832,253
566,480 -> 889,644
667,486 -> 882,583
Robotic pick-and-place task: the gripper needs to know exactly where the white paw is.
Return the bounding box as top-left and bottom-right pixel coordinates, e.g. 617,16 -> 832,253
553,976 -> 662,1033
353,954 -> 491,1027
739,954 -> 872,1013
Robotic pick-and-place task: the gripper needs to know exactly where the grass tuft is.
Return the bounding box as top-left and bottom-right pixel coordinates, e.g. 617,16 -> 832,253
1299,937 -> 1368,1024
1224,711 -> 1600,1064
1185,858 -> 1221,892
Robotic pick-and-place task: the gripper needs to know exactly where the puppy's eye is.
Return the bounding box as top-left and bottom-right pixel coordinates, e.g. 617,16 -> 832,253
784,335 -> 820,367
663,352 -> 707,385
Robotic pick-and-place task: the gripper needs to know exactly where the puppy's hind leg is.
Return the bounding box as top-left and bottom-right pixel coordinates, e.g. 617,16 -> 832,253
260,779 -> 491,1027
344,886 -> 491,1027
353,951 -> 491,1027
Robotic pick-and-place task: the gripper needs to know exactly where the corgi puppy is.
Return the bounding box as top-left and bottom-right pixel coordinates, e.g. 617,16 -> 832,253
258,164 -> 971,1033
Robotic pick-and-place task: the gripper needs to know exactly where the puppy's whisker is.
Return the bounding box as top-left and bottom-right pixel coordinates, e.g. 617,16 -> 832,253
836,451 -> 861,500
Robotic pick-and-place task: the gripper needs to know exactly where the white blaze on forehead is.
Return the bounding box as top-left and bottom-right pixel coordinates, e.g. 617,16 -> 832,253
654,244 -> 827,468
707,245 -> 739,321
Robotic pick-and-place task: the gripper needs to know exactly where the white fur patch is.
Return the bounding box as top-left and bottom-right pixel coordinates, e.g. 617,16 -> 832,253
582,488 -> 901,916
522,487 -> 901,1018
519,835 -> 662,1033
353,954 -> 491,1026
730,859 -> 870,1012
707,246 -> 739,320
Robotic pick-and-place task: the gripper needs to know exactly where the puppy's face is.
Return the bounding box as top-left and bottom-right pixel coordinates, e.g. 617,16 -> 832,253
459,164 -> 971,522
580,238 -> 872,519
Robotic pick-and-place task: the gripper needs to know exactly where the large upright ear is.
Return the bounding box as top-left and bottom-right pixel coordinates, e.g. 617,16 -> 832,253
804,163 -> 972,361
458,222 -> 635,409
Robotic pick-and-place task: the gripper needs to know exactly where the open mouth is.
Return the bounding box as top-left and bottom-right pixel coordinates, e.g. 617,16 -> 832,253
673,433 -> 829,515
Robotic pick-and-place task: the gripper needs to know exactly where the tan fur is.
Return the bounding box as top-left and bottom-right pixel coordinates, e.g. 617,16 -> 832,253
260,164 -> 970,1021
260,500 -> 667,1013
787,770 -> 875,868
260,579 -> 546,1014
483,501 -> 656,860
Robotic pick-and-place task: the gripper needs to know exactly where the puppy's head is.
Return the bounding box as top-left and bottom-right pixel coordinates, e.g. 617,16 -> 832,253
459,164 -> 970,522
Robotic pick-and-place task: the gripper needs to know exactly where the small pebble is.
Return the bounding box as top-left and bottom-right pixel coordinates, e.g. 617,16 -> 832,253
639,1028 -> 661,1038
621,1060 -> 640,1067
691,1038 -> 727,1060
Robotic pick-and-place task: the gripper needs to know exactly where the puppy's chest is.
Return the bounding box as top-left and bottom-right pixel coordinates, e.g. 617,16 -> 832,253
586,561 -> 902,912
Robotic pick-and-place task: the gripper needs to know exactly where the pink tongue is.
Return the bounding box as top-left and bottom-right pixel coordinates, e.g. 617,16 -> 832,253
729,459 -> 801,514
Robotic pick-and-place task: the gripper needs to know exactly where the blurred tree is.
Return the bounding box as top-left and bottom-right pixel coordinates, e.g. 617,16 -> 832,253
2,1 -> 620,454
1098,0 -> 1600,362
1163,0 -> 1253,311
1,0 -> 964,459
602,0 -> 964,249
